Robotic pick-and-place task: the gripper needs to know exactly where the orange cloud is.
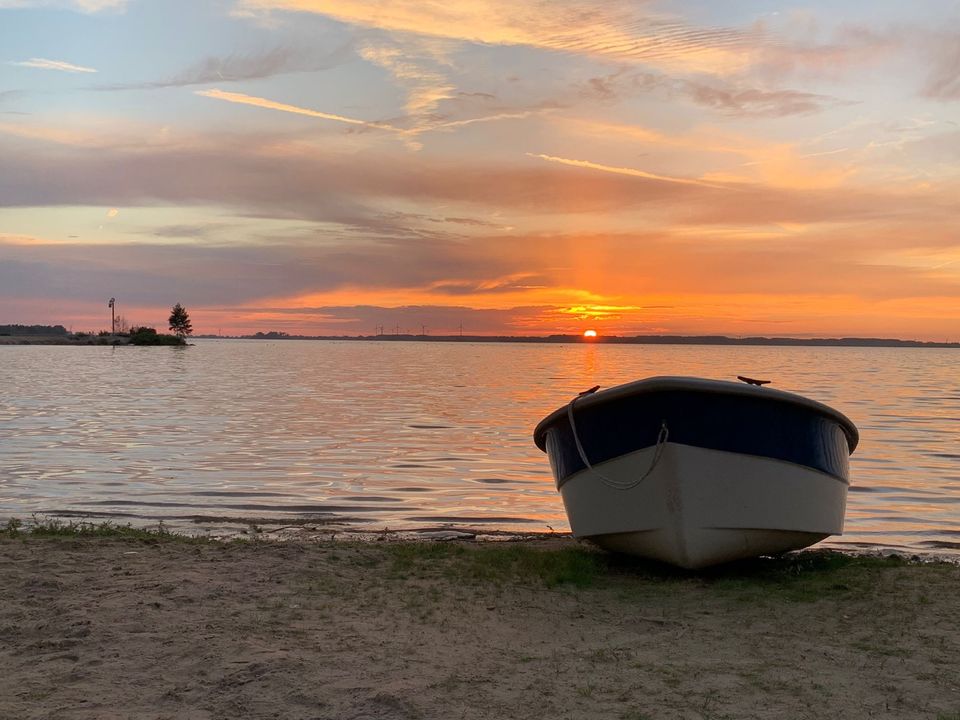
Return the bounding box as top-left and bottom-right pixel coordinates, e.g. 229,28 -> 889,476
237,0 -> 757,73
9,57 -> 97,73
526,152 -> 725,189
194,88 -> 404,133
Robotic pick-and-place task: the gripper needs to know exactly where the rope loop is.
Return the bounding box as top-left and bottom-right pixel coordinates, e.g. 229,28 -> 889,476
566,395 -> 669,491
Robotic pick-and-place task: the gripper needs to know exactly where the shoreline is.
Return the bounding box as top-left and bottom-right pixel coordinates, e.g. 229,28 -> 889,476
0,334 -> 130,346
3,334 -> 959,349
0,335 -> 186,346
14,513 -> 960,564
2,533 -> 958,719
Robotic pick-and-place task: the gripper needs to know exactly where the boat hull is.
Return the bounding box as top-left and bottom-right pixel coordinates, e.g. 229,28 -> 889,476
559,442 -> 848,569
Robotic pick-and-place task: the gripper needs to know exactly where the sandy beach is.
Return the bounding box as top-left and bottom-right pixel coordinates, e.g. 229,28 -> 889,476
1,535 -> 958,720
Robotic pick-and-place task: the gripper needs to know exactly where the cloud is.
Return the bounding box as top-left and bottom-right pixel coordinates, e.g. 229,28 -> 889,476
236,0 -> 759,73
526,153 -> 724,188
194,87 -> 556,149
95,43 -> 354,91
430,109 -> 548,131
579,69 -> 848,117
0,233 -> 533,307
5,224 -> 959,340
144,223 -> 235,240
749,22 -> 902,82
680,81 -> 847,117
2,121 -> 958,230
0,0 -> 125,11
194,88 -> 404,133
0,89 -> 27,114
922,33 -> 960,100
9,57 -> 97,73
359,39 -> 455,118
0,130 -> 713,217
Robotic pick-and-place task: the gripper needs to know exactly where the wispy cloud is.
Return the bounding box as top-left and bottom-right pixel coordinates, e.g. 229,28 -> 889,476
526,153 -> 724,189
96,44 -> 353,91
5,226 -> 958,338
922,32 -> 960,100
194,88 -> 404,133
579,69 -> 848,118
750,22 -> 902,82
9,57 -> 97,73
680,82 -> 848,117
194,87 -> 548,148
0,0 -> 125,11
432,110 -> 545,131
359,39 -> 455,118
237,0 -> 759,73
800,147 -> 849,158
7,124 -> 957,225
0,89 -> 26,113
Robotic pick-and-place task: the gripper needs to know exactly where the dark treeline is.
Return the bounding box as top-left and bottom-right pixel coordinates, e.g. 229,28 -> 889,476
0,324 -> 68,336
202,332 -> 960,349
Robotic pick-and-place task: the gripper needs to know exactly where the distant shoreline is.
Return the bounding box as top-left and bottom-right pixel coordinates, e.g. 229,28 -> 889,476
193,333 -> 960,349
4,331 -> 958,349
0,334 -> 129,346
0,333 -> 185,347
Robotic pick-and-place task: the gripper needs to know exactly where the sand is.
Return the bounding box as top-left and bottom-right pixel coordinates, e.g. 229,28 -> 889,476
1,537 -> 958,720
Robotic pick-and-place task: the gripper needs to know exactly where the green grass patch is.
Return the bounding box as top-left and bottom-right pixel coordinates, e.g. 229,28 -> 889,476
685,550 -> 938,602
1,516 -> 203,542
3,518 -> 950,600
587,547 -> 949,602
383,542 -> 607,588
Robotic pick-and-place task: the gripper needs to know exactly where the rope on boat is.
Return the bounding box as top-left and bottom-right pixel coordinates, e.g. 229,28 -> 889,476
566,395 -> 669,491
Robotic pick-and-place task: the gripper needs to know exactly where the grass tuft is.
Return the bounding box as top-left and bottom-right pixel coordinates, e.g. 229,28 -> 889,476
384,542 -> 606,588
690,550 -> 938,602
0,516 -> 204,542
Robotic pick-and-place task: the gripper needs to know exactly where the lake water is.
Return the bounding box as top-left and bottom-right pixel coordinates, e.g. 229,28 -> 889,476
1,340 -> 958,556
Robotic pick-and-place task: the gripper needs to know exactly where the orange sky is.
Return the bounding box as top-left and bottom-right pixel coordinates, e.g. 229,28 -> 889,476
1,1 -> 959,339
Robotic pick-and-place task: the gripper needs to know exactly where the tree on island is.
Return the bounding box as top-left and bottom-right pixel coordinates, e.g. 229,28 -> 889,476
168,303 -> 193,338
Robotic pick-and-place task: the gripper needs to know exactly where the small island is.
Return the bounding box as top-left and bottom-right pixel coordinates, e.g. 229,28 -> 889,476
0,304 -> 193,346
0,326 -> 186,346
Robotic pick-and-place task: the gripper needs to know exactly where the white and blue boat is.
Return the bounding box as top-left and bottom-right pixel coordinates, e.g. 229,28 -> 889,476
534,376 -> 859,569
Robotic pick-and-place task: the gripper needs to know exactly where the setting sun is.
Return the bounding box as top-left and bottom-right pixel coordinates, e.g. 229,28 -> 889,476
583,330 -> 598,338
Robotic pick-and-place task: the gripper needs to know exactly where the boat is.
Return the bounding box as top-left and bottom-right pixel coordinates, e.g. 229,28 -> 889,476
533,376 -> 859,569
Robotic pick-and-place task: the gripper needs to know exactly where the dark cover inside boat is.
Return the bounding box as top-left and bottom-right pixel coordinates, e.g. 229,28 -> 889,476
540,388 -> 853,486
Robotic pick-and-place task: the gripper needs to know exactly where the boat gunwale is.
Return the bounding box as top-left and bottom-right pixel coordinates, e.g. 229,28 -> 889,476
532,375 -> 859,453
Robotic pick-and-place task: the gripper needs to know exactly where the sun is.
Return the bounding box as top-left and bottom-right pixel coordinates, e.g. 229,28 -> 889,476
583,329 -> 598,338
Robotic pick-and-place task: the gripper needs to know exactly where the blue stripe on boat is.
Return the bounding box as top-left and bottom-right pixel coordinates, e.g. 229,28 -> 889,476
541,389 -> 851,486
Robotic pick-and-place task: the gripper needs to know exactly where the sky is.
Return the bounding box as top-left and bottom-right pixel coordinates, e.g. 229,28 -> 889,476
1,0 -> 959,339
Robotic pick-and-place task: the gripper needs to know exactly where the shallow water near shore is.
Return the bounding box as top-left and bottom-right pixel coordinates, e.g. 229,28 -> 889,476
1,339 -> 958,555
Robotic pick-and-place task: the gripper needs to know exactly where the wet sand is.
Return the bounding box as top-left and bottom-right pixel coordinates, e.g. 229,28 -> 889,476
1,536 -> 958,720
